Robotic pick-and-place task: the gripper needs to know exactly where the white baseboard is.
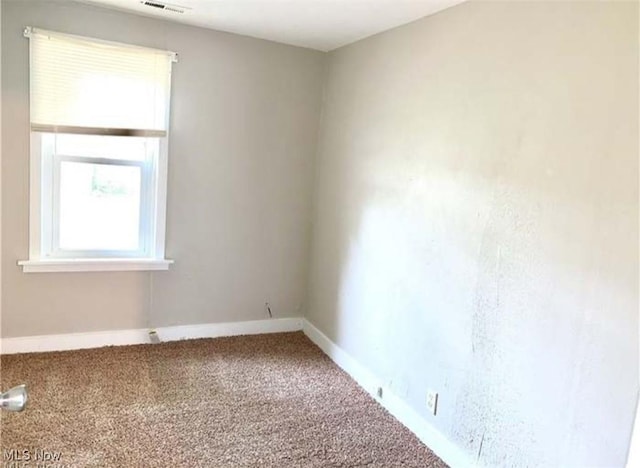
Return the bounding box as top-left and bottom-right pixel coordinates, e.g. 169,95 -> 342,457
2,316 -> 469,466
0,317 -> 303,355
302,319 -> 472,468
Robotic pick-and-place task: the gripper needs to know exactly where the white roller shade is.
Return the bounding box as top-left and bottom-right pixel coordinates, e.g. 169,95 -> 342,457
27,27 -> 175,135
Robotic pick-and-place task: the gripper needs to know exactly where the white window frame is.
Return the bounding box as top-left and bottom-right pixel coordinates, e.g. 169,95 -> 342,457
19,134 -> 172,272
18,28 -> 174,273
49,151 -> 153,259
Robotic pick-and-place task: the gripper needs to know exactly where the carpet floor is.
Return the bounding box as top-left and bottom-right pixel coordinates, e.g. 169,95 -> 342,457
0,332 -> 446,467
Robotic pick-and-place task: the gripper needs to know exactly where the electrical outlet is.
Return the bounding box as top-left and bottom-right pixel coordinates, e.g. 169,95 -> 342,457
426,390 -> 438,415
376,387 -> 383,399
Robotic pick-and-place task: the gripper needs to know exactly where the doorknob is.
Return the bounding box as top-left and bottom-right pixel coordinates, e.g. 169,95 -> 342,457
0,384 -> 28,412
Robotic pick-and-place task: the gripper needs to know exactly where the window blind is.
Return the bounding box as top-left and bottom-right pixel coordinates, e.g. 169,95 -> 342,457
26,27 -> 175,136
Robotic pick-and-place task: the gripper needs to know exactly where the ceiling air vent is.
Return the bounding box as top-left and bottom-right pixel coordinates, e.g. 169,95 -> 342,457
140,1 -> 189,14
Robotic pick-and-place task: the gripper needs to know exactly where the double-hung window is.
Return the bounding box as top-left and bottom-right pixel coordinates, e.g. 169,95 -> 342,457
19,28 -> 176,272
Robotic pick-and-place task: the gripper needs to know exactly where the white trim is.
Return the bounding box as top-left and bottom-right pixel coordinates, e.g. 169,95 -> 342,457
17,258 -> 174,273
26,133 -> 169,266
157,318 -> 302,342
0,316 -> 468,466
0,317 -> 303,354
154,136 -> 169,259
627,394 -> 640,467
302,319 -> 472,468
29,133 -> 43,259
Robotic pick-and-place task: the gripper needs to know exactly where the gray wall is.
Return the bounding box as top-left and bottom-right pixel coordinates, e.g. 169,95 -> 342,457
2,0 -> 639,465
306,1 -> 638,466
1,0 -> 326,336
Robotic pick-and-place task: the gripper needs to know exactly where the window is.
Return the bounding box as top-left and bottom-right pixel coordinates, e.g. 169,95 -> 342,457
18,27 -> 176,272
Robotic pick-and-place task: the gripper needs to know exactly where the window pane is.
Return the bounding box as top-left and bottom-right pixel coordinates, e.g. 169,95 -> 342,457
59,162 -> 142,251
54,133 -> 149,161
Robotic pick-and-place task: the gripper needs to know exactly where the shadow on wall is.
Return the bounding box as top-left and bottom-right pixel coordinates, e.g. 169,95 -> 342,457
312,106 -> 638,464
308,2 -> 638,464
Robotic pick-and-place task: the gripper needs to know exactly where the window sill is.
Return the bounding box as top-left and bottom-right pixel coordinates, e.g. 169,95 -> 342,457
18,258 -> 174,273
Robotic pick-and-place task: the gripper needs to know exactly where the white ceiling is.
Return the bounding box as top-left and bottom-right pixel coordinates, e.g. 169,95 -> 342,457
79,0 -> 466,51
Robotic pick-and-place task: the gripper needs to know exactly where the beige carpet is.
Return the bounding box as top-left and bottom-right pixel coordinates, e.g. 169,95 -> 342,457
0,332 -> 446,467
